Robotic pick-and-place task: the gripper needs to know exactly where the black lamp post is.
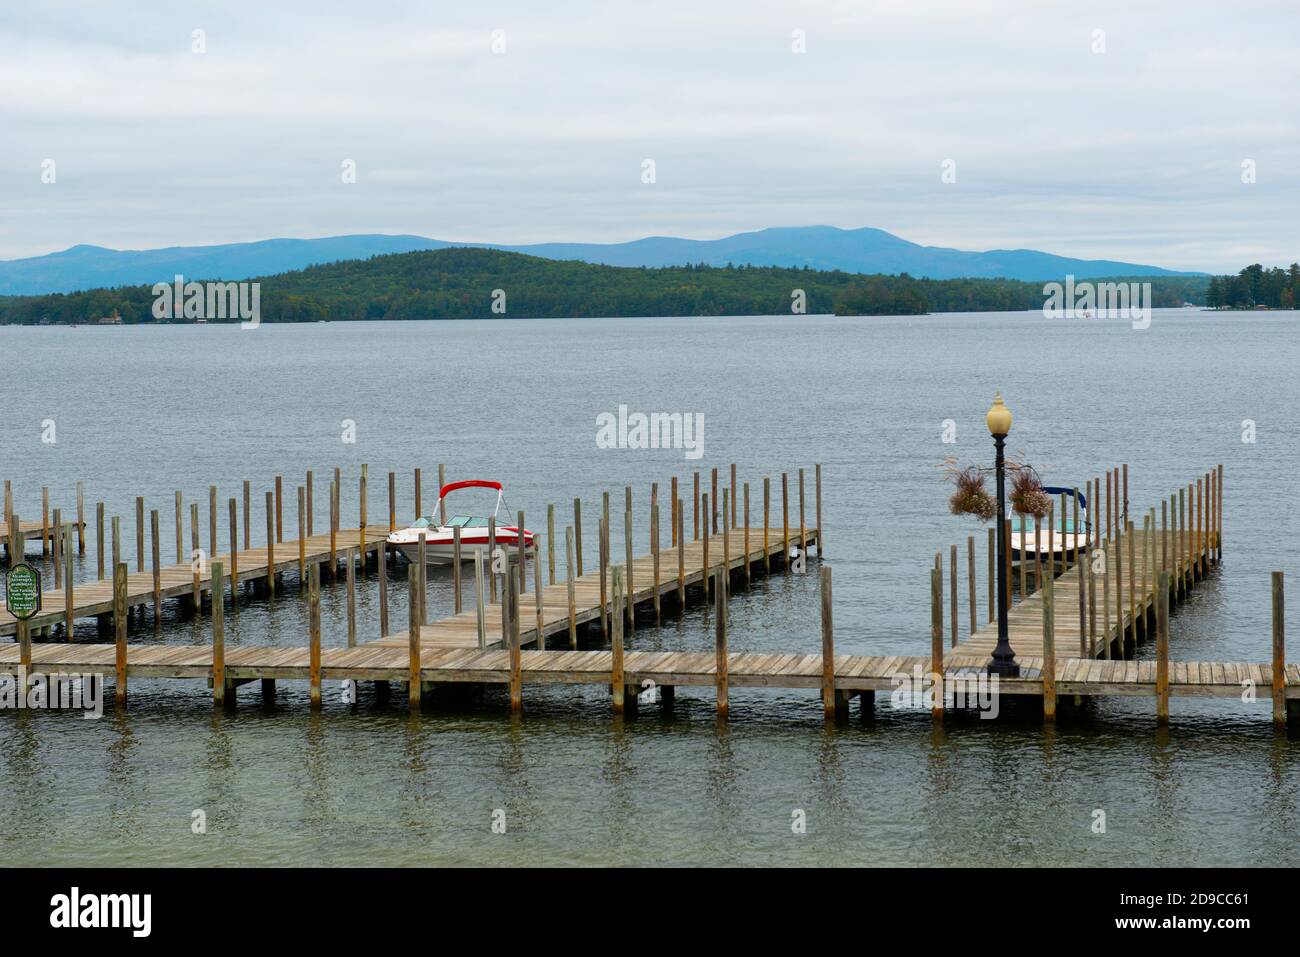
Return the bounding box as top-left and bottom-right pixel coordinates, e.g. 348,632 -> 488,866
987,392 -> 1020,677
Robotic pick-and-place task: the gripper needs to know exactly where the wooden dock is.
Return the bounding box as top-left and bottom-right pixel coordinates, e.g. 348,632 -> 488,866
6,460 -> 1299,731
370,528 -> 812,652
0,527 -> 384,637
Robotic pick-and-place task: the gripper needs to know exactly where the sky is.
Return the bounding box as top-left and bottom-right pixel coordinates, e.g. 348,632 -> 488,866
0,0 -> 1295,272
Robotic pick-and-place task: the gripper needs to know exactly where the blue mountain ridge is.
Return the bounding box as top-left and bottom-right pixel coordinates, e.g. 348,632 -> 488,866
0,226 -> 1200,295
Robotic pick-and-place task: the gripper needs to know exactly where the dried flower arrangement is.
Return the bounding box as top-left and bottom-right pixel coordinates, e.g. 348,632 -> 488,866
1009,465 -> 1051,519
941,453 -> 1049,522
948,466 -> 996,521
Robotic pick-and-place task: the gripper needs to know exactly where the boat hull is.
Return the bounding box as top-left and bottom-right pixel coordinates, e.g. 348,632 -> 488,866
389,530 -> 535,565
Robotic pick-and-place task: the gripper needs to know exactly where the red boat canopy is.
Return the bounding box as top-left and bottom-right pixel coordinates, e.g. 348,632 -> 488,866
439,480 -> 503,497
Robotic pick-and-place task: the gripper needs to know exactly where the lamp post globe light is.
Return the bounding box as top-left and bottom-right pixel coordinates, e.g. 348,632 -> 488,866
986,392 -> 1020,678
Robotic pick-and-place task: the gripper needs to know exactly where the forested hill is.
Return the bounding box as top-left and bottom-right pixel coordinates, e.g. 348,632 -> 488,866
0,246 -> 1209,324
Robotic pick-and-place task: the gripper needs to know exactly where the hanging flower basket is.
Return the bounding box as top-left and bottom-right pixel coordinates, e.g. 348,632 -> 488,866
946,465 -> 996,522
1009,466 -> 1050,519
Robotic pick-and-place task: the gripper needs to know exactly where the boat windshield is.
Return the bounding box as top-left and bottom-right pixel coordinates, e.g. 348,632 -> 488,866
411,517 -> 434,529
447,515 -> 491,528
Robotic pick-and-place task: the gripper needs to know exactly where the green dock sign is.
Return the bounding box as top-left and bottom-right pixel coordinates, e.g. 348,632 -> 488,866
5,562 -> 41,620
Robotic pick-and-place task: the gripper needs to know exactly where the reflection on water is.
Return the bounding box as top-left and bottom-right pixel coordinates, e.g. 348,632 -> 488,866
2,311 -> 1300,865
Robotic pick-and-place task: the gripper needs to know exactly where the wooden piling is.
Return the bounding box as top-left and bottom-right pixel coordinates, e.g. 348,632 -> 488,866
150,509 -> 161,622
1128,519 -> 1136,644
711,468 -> 718,534
1034,513 -> 1044,589
408,565 -> 421,705
1115,522 -> 1124,653
346,547 -> 357,648
508,575 -> 522,711
743,483 -> 751,588
722,492 -> 730,596
414,467 -> 422,520
1001,517 -> 1011,617
798,467 -> 806,560
693,471 -> 700,540
452,525 -> 463,614
730,464 -> 737,529
930,565 -> 943,722
565,526 -> 577,648
359,465 -> 368,562
111,515 -> 120,576
1042,558 -> 1056,720
378,531 -> 389,637
652,503 -> 661,622
135,496 -> 145,571
534,533 -> 544,646
388,471 -> 395,533
1217,463 -> 1224,561
671,477 -> 679,547
623,507 -> 634,631
967,535 -> 976,636
438,464 -> 447,526
781,472 -> 790,569
821,565 -> 835,719
517,509 -> 527,596
63,522 -> 73,635
815,463 -> 823,557
547,504 -> 556,586
290,486 -> 302,583
597,507 -> 607,636
329,479 -> 339,582
1156,570 -> 1170,723
52,507 -> 62,589
243,480 -> 250,549
1273,571 -> 1285,727
488,516 -> 498,605
192,502 -> 202,607
228,498 -> 238,602
308,563 -> 321,709
763,476 -> 771,573
76,481 -> 85,552
207,485 -> 217,560
701,494 -> 710,600
1161,497 -> 1169,573
987,526 -> 995,622
113,562 -> 127,702
949,543 -> 958,648
274,475 -> 283,543
263,493 -> 275,598
212,561 -> 226,706
417,530 -> 427,625
715,564 -> 728,719
96,502 -> 105,580
673,501 -> 687,606
1101,542 -> 1111,659
474,547 -> 487,650
1078,531 -> 1088,657
573,497 -> 583,576
611,565 -> 625,714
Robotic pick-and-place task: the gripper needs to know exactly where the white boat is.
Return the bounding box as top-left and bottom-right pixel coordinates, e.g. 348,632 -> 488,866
1010,485 -> 1090,560
387,480 -> 535,565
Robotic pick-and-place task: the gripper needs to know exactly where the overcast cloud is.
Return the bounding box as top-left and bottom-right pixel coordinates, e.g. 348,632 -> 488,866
0,0 -> 1295,271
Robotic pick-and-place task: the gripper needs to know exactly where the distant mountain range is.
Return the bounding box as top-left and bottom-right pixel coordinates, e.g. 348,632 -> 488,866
0,226 -> 1201,296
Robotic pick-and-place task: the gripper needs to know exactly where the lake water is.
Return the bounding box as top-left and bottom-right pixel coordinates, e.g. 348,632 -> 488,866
2,309 -> 1299,866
